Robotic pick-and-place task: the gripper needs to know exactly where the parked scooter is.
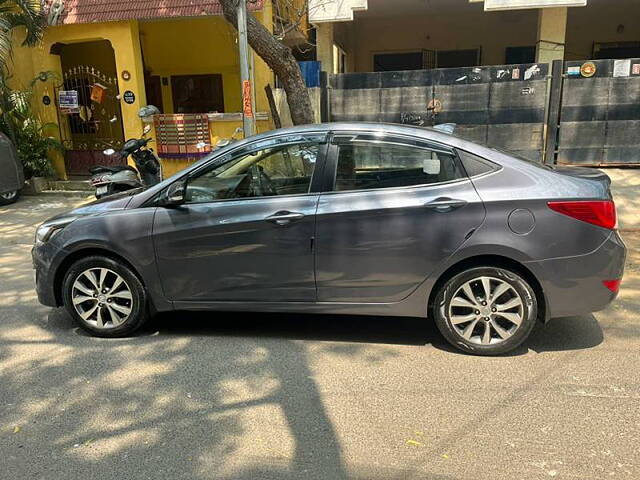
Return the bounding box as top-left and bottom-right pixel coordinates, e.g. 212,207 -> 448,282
89,122 -> 244,199
90,124 -> 162,199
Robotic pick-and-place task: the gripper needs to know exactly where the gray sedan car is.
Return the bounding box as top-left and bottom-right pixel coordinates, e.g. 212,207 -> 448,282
32,123 -> 625,355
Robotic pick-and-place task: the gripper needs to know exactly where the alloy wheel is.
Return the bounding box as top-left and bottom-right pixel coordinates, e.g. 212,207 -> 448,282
71,268 -> 133,329
0,190 -> 17,200
447,276 -> 524,346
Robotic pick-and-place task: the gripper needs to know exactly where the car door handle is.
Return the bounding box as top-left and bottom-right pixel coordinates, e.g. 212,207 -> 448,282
423,198 -> 467,212
265,211 -> 305,226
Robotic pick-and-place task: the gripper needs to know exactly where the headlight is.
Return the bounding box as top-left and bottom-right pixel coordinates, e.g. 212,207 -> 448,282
35,217 -> 77,244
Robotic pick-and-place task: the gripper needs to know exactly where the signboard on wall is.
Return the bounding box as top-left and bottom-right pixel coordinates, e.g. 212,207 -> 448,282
242,80 -> 253,118
58,90 -> 79,114
482,0 -> 587,10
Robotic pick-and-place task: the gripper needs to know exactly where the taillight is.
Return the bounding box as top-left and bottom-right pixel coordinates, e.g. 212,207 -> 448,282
602,279 -> 621,293
547,200 -> 617,230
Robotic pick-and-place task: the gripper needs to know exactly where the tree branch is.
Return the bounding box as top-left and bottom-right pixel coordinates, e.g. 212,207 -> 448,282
219,0 -> 314,125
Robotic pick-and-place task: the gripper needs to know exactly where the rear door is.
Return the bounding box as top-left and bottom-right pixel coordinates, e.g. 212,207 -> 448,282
315,132 -> 486,303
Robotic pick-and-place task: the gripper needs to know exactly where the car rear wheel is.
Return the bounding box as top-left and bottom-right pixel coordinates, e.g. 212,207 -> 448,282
432,266 -> 537,356
62,256 -> 148,337
0,189 -> 19,205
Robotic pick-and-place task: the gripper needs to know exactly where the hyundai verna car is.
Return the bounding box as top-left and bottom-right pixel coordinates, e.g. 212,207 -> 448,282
32,123 -> 625,355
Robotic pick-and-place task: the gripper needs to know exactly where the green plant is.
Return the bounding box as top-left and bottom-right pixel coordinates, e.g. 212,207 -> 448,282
0,1 -> 53,178
0,1 -> 45,75
15,118 -> 62,178
0,73 -> 63,178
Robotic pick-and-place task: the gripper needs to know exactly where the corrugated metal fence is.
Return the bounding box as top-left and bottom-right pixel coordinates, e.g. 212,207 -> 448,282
323,59 -> 640,166
557,58 -> 640,166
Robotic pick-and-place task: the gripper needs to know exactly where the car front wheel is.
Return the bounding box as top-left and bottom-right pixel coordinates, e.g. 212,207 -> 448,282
432,266 -> 538,356
0,189 -> 20,205
62,256 -> 148,337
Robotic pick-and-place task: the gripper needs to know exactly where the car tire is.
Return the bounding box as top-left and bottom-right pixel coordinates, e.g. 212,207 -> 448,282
62,255 -> 148,337
432,266 -> 537,356
0,189 -> 20,205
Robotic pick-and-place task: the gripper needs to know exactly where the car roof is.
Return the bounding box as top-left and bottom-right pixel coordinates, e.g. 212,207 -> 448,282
224,121 -> 493,153
130,121 -> 520,208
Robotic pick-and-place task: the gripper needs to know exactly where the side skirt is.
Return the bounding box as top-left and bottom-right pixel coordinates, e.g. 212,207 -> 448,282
171,300 -> 426,318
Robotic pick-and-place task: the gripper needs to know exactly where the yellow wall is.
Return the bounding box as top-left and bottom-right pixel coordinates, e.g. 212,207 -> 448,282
140,17 -> 242,113
11,3 -> 278,179
140,3 -> 275,116
11,20 -> 147,178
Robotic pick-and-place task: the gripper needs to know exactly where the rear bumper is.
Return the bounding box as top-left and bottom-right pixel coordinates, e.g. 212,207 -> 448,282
525,230 -> 626,318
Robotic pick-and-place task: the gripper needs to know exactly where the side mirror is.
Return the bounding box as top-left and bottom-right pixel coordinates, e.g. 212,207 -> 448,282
138,105 -> 160,120
160,180 -> 186,207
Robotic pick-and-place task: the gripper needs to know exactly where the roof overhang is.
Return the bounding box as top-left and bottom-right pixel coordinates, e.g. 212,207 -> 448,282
469,0 -> 587,11
43,0 -> 264,25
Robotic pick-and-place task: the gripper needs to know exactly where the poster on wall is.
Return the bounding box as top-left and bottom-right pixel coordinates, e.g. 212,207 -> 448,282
483,0 -> 587,11
242,80 -> 254,118
90,83 -> 107,103
58,90 -> 79,114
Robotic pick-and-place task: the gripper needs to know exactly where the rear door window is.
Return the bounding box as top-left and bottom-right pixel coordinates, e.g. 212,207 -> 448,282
457,150 -> 500,177
332,136 -> 464,192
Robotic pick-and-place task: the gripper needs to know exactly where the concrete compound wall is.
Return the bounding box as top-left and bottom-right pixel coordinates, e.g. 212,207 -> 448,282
328,0 -> 640,73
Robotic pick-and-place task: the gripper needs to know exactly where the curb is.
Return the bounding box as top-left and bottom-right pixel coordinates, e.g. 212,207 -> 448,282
23,190 -> 94,199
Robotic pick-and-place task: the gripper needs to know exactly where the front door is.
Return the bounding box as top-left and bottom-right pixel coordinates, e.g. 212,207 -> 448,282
315,133 -> 486,303
153,134 -> 327,302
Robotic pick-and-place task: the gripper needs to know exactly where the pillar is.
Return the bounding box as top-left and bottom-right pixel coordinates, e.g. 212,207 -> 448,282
252,1 -> 274,119
110,20 -> 148,143
315,22 -> 335,73
536,7 -> 568,63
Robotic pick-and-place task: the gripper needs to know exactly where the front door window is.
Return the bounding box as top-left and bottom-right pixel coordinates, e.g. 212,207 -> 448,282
185,142 -> 320,203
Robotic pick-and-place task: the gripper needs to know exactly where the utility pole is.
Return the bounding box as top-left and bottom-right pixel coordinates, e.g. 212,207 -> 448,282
237,0 -> 255,137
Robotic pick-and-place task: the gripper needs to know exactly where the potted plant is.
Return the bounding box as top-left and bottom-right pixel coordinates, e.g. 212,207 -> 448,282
16,119 -> 61,193
0,73 -> 63,193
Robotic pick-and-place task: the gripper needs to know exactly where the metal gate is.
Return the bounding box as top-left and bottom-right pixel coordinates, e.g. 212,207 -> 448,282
556,58 -> 640,166
328,62 -> 550,161
55,65 -> 125,176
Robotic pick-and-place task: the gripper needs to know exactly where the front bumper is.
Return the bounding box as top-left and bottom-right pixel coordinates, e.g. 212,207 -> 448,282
32,242 -> 62,307
525,230 -> 626,318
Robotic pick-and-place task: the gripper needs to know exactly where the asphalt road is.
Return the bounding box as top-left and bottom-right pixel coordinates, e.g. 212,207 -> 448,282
1,195 -> 639,480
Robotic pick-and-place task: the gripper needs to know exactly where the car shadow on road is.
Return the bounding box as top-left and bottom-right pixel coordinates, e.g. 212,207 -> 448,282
142,310 -> 604,357
8,307 -> 603,480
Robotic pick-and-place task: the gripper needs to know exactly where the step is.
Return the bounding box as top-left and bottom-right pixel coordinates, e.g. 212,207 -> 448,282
24,190 -> 94,199
47,180 -> 93,192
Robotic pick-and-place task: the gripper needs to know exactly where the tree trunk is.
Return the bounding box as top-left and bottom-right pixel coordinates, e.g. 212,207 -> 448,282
219,0 -> 315,126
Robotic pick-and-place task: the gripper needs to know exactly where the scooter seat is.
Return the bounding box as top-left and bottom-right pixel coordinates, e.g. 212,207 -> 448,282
89,165 -> 137,174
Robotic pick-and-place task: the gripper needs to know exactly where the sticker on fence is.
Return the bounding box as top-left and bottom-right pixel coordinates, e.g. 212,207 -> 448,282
567,66 -> 580,77
613,59 -> 631,78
